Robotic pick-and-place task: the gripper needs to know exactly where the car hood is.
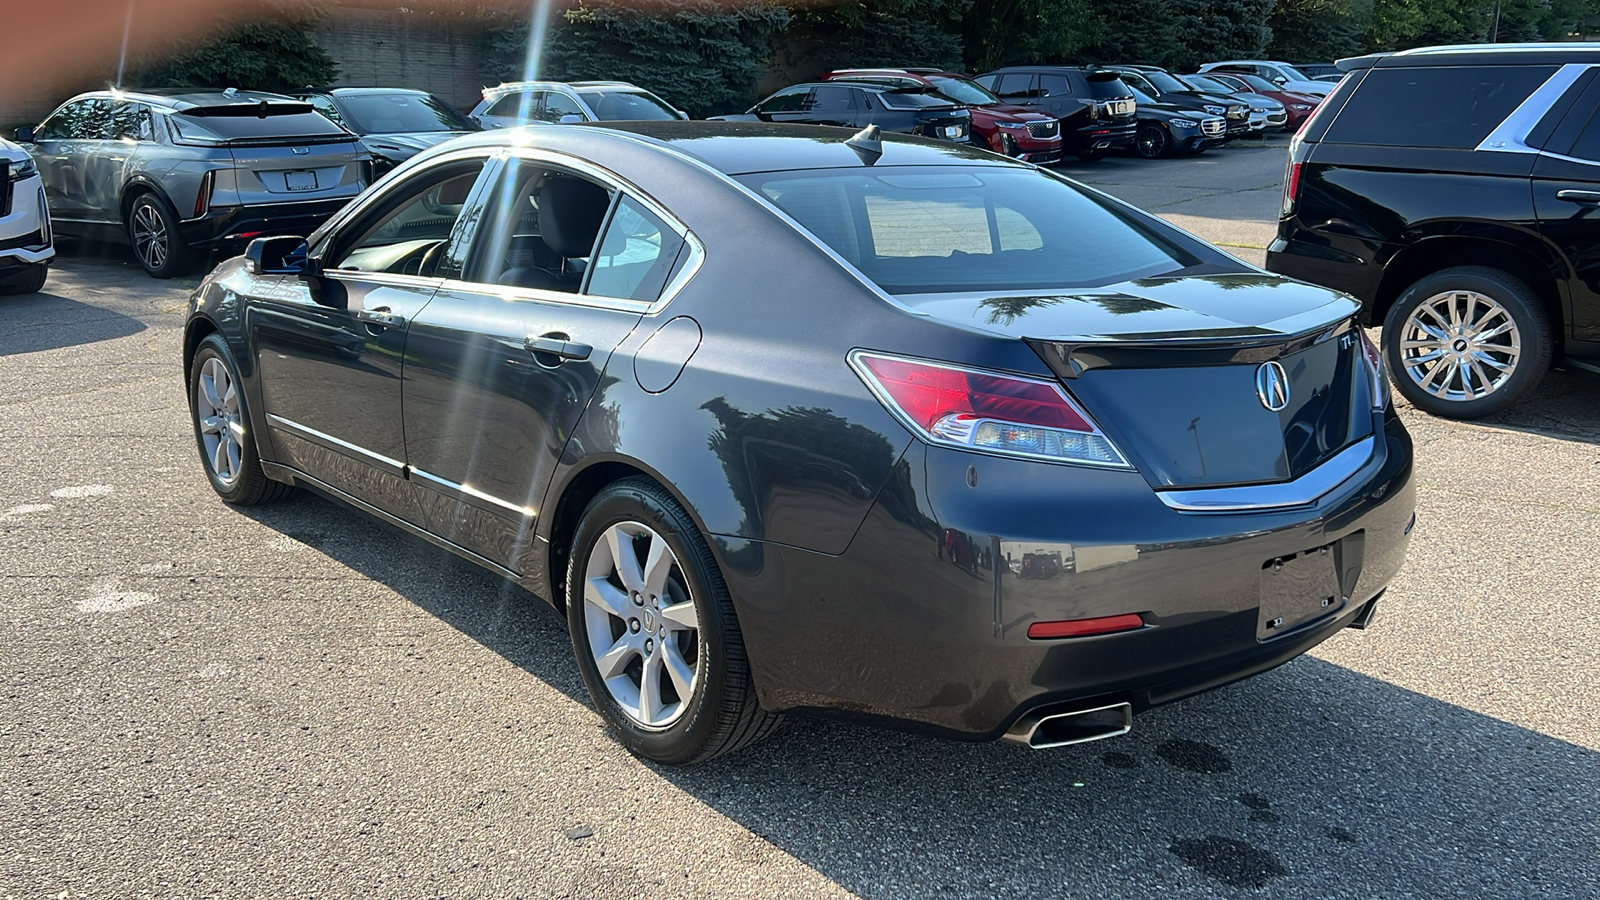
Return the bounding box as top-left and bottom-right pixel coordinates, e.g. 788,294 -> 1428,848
361,131 -> 470,157
896,273 -> 1359,342
979,102 -> 1053,121
0,137 -> 29,163
1134,100 -> 1193,117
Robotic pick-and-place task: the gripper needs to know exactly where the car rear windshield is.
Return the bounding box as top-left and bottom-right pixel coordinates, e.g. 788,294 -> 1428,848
338,93 -> 474,133
878,90 -> 962,110
738,166 -> 1200,294
169,105 -> 350,144
575,89 -> 681,121
1084,74 -> 1134,100
1322,65 -> 1556,148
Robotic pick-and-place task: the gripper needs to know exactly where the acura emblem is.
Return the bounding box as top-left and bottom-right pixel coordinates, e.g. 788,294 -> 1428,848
1256,361 -> 1290,411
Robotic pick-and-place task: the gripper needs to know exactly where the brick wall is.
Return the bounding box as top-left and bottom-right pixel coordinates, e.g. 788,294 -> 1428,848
311,8 -> 495,113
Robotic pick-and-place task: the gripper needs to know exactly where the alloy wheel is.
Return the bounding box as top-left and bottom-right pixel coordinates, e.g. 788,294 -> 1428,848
1137,126 -> 1167,159
1397,290 -> 1521,402
582,521 -> 701,729
132,203 -> 169,272
195,357 -> 243,485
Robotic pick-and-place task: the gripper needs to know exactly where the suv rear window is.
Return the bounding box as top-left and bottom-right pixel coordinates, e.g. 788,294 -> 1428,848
1322,65 -> 1556,149
169,105 -> 349,144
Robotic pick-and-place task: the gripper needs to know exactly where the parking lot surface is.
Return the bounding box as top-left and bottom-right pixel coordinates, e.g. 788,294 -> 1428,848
4,139 -> 1598,898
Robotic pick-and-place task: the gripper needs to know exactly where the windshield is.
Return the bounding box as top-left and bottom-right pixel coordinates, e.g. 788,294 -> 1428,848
575,89 -> 682,121
337,93 -> 474,134
1278,65 -> 1313,82
1141,71 -> 1193,94
738,166 -> 1198,294
1183,75 -> 1238,94
1118,72 -> 1158,97
927,76 -> 1001,106
1129,86 -> 1157,106
1231,73 -> 1283,93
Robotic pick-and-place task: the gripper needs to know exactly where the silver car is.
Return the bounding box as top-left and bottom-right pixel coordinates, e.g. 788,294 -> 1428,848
469,81 -> 687,129
16,89 -> 370,278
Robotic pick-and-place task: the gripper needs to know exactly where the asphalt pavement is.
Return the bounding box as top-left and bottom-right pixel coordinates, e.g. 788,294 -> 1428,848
3,137 -> 1598,899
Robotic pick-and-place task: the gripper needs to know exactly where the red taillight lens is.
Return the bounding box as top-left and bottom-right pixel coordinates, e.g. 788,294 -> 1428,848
1027,613 -> 1145,640
851,351 -> 1130,467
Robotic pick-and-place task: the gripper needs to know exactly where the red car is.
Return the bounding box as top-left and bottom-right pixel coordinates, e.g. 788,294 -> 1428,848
824,68 -> 1063,164
1196,71 -> 1321,132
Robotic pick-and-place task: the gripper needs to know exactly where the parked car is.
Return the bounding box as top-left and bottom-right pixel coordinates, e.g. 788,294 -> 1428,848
823,68 -> 1063,163
1198,61 -> 1333,98
1120,85 -> 1227,158
1194,71 -> 1319,132
1295,62 -> 1345,82
710,82 -> 972,143
182,122 -> 1413,763
1179,73 -> 1289,131
15,89 -> 368,278
0,136 -> 54,294
1268,44 -> 1600,418
294,88 -> 478,176
1105,67 -> 1252,139
471,81 -> 686,129
971,67 -> 1138,160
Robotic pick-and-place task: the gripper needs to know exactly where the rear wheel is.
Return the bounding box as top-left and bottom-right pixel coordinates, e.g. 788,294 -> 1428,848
1381,266 -> 1552,419
127,193 -> 193,279
567,478 -> 779,764
1135,123 -> 1171,159
0,264 -> 48,295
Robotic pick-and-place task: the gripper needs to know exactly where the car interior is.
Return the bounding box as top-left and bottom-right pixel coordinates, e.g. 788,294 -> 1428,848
485,170 -> 613,292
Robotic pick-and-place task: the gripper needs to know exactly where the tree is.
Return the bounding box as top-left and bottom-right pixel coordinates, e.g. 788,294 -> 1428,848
1266,0 -> 1373,62
964,0 -> 1100,70
780,0 -> 971,78
130,22 -> 338,93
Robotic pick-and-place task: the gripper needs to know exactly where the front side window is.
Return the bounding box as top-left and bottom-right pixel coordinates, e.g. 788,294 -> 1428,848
327,162 -> 487,277
576,89 -> 681,121
40,99 -> 111,140
759,87 -> 809,114
993,73 -> 1038,100
741,167 -> 1200,295
1323,65 -> 1556,149
586,196 -> 686,302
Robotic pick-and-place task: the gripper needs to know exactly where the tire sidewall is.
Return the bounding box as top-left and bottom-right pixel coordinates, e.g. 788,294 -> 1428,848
127,194 -> 191,279
566,483 -> 733,764
188,333 -> 263,503
1137,123 -> 1168,159
0,264 -> 48,295
1382,268 -> 1550,419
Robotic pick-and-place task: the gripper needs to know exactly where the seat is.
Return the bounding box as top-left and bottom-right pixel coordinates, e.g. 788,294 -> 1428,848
495,175 -> 610,292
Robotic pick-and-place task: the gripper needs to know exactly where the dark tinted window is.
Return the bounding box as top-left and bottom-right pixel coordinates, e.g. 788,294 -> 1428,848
972,74 -> 999,91
1039,74 -> 1071,97
337,93 -> 474,134
168,105 -> 349,144
485,92 -> 532,118
878,91 -> 961,110
809,86 -> 856,112
740,167 -> 1200,294
759,87 -> 809,113
1569,106 -> 1600,162
994,73 -> 1038,99
1323,65 -> 1556,149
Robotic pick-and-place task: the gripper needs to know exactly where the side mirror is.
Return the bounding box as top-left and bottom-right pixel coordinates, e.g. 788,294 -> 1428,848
558,114 -> 585,125
1274,76 -> 1288,85
245,236 -> 311,275
14,125 -> 36,143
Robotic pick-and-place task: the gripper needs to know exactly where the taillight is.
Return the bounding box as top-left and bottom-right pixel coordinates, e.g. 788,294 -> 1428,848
1281,160 -> 1302,218
849,351 -> 1130,468
193,170 -> 216,218
1357,327 -> 1390,410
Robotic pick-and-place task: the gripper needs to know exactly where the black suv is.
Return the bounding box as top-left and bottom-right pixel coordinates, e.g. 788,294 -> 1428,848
1269,44 -> 1600,418
972,67 -> 1138,161
1106,66 -> 1252,139
714,82 -> 971,143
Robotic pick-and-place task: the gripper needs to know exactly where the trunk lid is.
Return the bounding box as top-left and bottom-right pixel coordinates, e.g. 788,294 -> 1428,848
899,273 -> 1374,489
226,142 -> 367,204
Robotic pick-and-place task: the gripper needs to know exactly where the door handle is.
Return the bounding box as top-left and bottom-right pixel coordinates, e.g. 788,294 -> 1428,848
357,308 -> 406,329
1556,189 -> 1600,204
525,334 -> 592,361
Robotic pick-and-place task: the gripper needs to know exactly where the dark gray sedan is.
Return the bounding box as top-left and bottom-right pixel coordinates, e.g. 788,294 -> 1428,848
182,123 -> 1415,763
17,89 -> 369,277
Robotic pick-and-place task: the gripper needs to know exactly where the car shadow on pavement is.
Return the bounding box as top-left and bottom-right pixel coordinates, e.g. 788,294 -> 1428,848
1451,368 -> 1600,446
237,492 -> 1599,898
0,288 -> 147,356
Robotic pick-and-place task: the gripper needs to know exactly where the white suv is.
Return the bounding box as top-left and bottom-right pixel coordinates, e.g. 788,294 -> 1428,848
1198,61 -> 1332,98
0,137 -> 53,294
469,81 -> 687,129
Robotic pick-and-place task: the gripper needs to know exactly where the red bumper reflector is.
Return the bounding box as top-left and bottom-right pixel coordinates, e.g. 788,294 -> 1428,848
1028,613 -> 1145,640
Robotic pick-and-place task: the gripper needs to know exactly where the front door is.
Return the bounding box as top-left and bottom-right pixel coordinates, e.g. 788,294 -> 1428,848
1534,77 -> 1600,345
28,98 -> 111,224
403,155 -> 688,572
252,156 -> 492,521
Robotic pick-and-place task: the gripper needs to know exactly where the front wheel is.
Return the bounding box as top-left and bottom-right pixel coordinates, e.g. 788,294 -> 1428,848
188,333 -> 293,504
567,478 -> 779,764
1135,123 -> 1171,159
0,264 -> 48,295
1382,266 -> 1552,419
127,193 -> 193,278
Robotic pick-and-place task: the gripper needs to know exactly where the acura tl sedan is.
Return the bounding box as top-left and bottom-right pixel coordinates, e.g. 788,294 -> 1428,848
182,123 -> 1415,763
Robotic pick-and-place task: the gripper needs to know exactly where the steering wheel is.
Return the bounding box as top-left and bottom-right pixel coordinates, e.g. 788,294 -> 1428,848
402,240 -> 447,277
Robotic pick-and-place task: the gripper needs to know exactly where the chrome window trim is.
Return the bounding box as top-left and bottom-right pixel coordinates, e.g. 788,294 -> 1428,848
266,413 -> 405,477
1476,63 -> 1596,154
323,270 -> 445,291
1155,435 -> 1376,513
311,146 -> 500,247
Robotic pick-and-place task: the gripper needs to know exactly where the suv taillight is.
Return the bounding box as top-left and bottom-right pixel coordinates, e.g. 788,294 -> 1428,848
849,351 -> 1131,468
1281,130 -> 1308,217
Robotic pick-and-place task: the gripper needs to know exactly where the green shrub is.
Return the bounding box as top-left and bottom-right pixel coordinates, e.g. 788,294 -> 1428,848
130,22 -> 338,93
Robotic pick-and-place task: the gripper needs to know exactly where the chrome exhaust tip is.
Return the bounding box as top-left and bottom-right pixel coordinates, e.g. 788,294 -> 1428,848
1002,701 -> 1133,749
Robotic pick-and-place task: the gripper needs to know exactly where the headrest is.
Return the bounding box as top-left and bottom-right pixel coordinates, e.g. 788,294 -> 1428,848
539,176 -> 610,258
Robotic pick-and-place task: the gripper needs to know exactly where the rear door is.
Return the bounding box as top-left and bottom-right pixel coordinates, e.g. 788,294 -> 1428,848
402,154 -> 689,572
1533,74 -> 1600,344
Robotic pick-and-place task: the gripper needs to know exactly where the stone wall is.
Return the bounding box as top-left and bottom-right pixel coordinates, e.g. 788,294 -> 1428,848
310,8 -> 496,113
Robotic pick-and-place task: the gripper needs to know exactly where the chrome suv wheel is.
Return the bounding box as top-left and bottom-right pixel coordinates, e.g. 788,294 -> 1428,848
1383,266 -> 1551,419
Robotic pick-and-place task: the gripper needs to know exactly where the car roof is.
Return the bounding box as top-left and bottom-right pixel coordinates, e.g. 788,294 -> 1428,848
1339,43 -> 1600,71
486,80 -> 643,94
775,81 -> 937,95
68,88 -> 299,111
436,121 -> 1019,177
982,65 -> 1096,74
311,87 -> 436,97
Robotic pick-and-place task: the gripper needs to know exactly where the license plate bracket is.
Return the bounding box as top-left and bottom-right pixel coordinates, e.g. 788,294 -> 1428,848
284,170 -> 317,192
1258,543 -> 1343,641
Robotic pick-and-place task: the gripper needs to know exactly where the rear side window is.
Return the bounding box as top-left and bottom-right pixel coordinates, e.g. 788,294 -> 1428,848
1568,107 -> 1600,162
1039,74 -> 1072,97
587,196 -> 686,302
1322,65 -> 1556,149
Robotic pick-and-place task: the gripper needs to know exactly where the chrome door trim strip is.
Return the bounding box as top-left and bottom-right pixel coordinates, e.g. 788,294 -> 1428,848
1155,435 -> 1377,512
409,467 -> 536,519
266,413 -> 406,478
1477,63 -> 1596,154
323,270 -> 446,291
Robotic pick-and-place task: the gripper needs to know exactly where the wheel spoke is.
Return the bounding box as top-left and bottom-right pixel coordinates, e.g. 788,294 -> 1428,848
641,535 -> 673,598
595,635 -> 635,678
659,600 -> 698,631
639,653 -> 664,723
1468,359 -> 1497,394
200,372 -> 222,413
1476,321 -> 1514,342
584,576 -> 632,618
1472,351 -> 1514,371
212,437 -> 231,476
663,643 -> 695,700
606,526 -> 645,593
199,415 -> 224,435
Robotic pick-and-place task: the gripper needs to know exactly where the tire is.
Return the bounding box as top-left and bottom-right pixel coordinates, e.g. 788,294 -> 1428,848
567,477 -> 780,764
1381,266 -> 1552,419
126,192 -> 194,278
0,264 -> 48,295
187,333 -> 294,505
1135,123 -> 1171,159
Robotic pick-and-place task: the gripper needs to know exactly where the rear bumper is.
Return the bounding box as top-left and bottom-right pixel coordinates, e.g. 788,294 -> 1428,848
1069,121 -> 1136,153
179,197 -> 356,249
720,411 -> 1415,740
1266,231 -> 1384,315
